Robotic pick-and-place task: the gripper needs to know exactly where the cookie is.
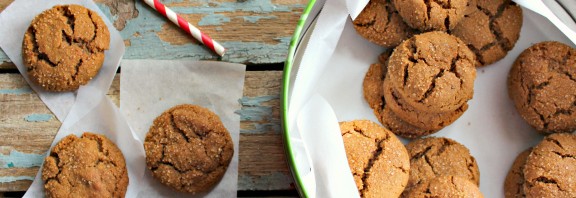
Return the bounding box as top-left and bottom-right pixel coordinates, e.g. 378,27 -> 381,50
404,137 -> 480,192
508,41 -> 576,134
393,0 -> 469,31
404,176 -> 484,198
42,132 -> 128,198
22,5 -> 110,92
386,31 -> 477,113
144,104 -> 234,193
504,148 -> 532,198
523,133 -> 576,197
340,120 -> 410,198
353,0 -> 417,48
451,0 -> 523,66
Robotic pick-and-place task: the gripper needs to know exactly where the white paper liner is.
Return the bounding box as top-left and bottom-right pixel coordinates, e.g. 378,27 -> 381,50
120,60 -> 245,197
288,0 -> 576,197
0,0 -> 125,121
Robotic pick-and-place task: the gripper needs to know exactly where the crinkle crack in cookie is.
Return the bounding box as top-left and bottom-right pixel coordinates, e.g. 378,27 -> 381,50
353,0 -> 417,48
403,137 -> 479,194
451,0 -> 523,66
508,41 -> 576,134
504,148 -> 532,198
404,176 -> 484,198
22,5 -> 110,92
523,133 -> 576,198
386,31 -> 476,113
144,104 -> 234,193
393,0 -> 469,31
42,132 -> 128,198
340,120 -> 410,198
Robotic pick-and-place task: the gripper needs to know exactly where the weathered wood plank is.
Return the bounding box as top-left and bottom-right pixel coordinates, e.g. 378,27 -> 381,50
0,71 -> 292,192
0,0 -> 307,68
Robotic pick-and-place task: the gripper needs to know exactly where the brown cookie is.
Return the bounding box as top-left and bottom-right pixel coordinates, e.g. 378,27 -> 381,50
383,79 -> 468,131
404,175 -> 484,198
523,133 -> 576,197
404,137 -> 480,192
353,0 -> 417,48
22,5 -> 110,92
508,41 -> 576,134
42,132 -> 128,198
363,52 -> 439,138
451,0 -> 523,66
144,104 -> 234,193
340,120 -> 410,198
386,31 -> 477,113
504,148 -> 532,198
393,0 -> 469,31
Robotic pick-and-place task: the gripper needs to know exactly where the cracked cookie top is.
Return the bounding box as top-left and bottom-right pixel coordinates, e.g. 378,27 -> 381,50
403,137 -> 479,193
144,104 -> 234,193
353,0 -> 417,48
404,175 -> 484,198
451,0 -> 522,66
393,0 -> 469,31
523,133 -> 576,197
22,4 -> 110,92
387,31 -> 476,113
504,148 -> 531,198
340,120 -> 410,198
41,132 -> 128,198
508,41 -> 576,134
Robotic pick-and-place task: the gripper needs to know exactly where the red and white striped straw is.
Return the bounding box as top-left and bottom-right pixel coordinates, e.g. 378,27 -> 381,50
143,0 -> 226,56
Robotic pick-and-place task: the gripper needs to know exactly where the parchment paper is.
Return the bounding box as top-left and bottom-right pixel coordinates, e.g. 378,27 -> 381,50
289,0 -> 576,197
0,0 -> 125,121
120,60 -> 245,197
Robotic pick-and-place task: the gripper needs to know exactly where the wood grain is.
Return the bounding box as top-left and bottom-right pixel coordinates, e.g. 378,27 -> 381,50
0,71 -> 292,192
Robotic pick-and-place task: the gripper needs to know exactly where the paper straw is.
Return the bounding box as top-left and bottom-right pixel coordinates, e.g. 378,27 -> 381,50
143,0 -> 226,56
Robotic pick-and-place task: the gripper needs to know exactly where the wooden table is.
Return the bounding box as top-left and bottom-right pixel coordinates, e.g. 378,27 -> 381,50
0,0 -> 305,196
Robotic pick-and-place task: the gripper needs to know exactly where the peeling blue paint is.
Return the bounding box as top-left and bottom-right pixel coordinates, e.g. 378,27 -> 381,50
0,176 -> 35,183
0,87 -> 33,95
238,172 -> 292,191
0,150 -> 45,168
239,95 -> 278,106
24,114 -> 53,122
242,15 -> 278,23
237,96 -> 281,134
198,14 -> 231,26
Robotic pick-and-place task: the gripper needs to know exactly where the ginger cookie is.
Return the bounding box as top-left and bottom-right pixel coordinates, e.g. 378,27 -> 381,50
504,148 -> 532,198
404,176 -> 484,198
523,133 -> 576,197
393,0 -> 469,31
42,132 -> 128,198
386,31 -> 477,113
144,104 -> 234,193
340,120 -> 410,198
451,0 -> 523,66
353,0 -> 417,48
22,5 -> 110,92
404,137 -> 479,193
508,41 -> 576,134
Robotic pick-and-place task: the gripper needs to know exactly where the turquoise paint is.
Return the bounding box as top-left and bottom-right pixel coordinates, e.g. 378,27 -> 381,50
0,176 -> 35,183
0,150 -> 45,168
237,96 -> 281,134
242,15 -> 278,23
239,95 -> 277,106
198,14 -> 231,26
24,114 -> 53,122
238,172 -> 292,191
0,87 -> 33,95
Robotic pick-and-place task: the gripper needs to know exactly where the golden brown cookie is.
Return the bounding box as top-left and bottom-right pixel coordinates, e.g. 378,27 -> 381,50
504,148 -> 532,198
340,120 -> 410,198
451,0 -> 523,66
508,41 -> 576,134
144,104 -> 234,193
404,137 -> 480,193
386,31 -> 477,113
353,0 -> 417,48
523,133 -> 576,197
393,0 -> 469,31
22,5 -> 110,92
42,132 -> 128,198
404,175 -> 484,198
